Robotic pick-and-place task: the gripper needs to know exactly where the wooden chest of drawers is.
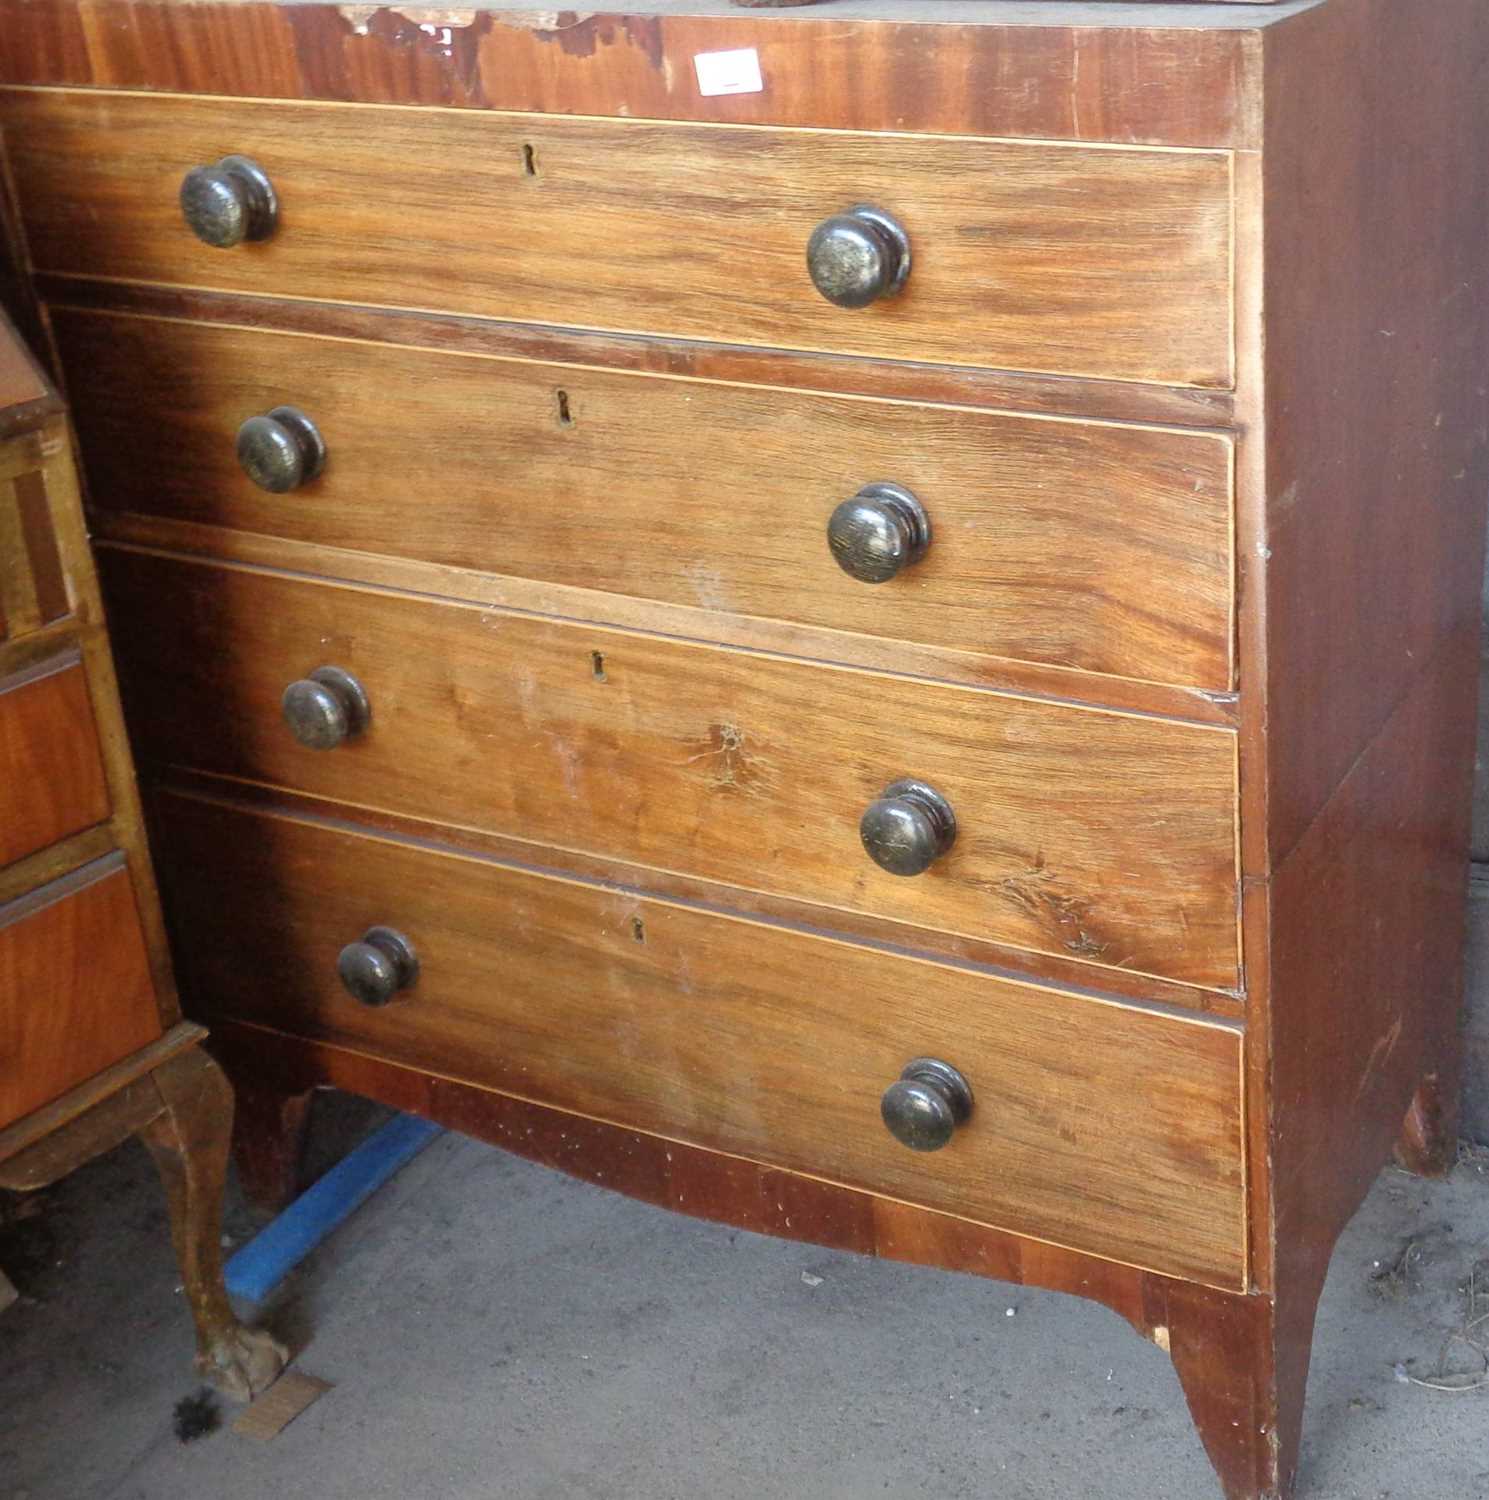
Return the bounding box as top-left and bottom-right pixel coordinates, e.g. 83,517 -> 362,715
3,1 -> 1485,1494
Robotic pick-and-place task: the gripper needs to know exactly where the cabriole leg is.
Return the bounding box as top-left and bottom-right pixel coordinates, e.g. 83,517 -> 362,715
140,1048 -> 287,1399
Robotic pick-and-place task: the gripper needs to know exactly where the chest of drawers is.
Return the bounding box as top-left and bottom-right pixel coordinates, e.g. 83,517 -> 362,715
2,1 -> 1485,1494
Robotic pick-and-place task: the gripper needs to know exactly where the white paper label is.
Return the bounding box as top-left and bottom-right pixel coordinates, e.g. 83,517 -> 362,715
693,48 -> 764,98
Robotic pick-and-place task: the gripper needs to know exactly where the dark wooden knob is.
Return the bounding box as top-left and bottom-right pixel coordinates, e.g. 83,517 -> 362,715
237,406 -> 326,493
179,155 -> 278,248
828,483 -> 930,583
281,666 -> 370,750
881,1058 -> 973,1152
860,779 -> 957,877
806,204 -> 911,309
337,926 -> 419,1007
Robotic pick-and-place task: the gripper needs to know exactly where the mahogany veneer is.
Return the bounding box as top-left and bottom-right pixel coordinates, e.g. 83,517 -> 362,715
2,2 -> 1484,1495
0,306 -> 284,1398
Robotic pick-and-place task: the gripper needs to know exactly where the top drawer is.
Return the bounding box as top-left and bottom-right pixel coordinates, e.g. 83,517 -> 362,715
0,90 -> 1234,388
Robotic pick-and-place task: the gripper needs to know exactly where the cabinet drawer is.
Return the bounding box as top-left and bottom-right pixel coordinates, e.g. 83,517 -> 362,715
102,551 -> 1239,989
0,657 -> 110,866
156,793 -> 1247,1287
60,311 -> 1235,691
2,90 -> 1233,387
0,857 -> 162,1129
0,448 -> 69,645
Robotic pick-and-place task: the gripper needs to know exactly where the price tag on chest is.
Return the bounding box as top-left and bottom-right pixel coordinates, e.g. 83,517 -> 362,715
693,48 -> 765,98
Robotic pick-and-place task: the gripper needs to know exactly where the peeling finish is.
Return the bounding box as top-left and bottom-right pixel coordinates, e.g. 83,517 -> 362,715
338,4 -> 379,33
498,9 -> 597,32
398,8 -> 479,26
504,10 -> 664,70
1151,1324 -> 1172,1353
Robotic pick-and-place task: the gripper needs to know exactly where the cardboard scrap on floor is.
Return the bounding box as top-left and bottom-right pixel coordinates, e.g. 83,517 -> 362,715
233,1370 -> 332,1441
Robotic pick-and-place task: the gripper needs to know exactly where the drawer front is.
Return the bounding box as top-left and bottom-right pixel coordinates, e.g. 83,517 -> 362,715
3,90 -> 1233,387
0,858 -> 162,1128
157,793 -> 1247,1287
59,311 -> 1235,691
0,657 -> 110,866
0,446 -> 69,644
103,551 -> 1239,989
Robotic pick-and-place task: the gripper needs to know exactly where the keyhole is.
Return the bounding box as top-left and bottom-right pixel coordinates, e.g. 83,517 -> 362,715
591,650 -> 607,683
522,143 -> 538,177
555,389 -> 574,427
631,916 -> 646,943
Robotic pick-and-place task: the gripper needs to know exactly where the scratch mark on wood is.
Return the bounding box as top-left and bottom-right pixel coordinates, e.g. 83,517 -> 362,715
1358,1018 -> 1404,1099
998,861 -> 1111,960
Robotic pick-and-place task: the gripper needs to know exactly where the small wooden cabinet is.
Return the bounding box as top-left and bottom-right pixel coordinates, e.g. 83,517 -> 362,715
1,2 -> 1484,1494
0,309 -> 283,1399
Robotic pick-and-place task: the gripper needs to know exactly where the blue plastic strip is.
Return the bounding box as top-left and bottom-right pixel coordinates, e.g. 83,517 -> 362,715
224,1114 -> 443,1302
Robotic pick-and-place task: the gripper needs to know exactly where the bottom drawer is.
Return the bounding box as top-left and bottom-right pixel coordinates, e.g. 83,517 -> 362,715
0,856 -> 162,1128
156,792 -> 1247,1288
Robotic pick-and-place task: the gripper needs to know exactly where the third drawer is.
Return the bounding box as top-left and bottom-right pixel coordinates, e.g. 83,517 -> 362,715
102,549 -> 1240,990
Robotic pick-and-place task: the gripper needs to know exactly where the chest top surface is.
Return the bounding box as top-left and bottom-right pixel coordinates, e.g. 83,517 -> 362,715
167,0 -> 1323,22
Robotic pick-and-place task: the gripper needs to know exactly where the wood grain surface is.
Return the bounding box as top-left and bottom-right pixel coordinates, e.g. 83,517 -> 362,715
0,88 -> 1234,387
5,416 -> 184,1024
154,765 -> 1247,1019
56,309 -> 1235,691
0,462 -> 68,644
0,1 -> 1272,149
38,277 -> 1240,431
102,548 -> 1241,988
0,308 -> 55,437
90,511 -> 1242,725
0,1018 -> 202,1167
0,656 -> 110,866
1252,0 -> 1489,865
0,857 -> 162,1129
159,791 -> 1247,1287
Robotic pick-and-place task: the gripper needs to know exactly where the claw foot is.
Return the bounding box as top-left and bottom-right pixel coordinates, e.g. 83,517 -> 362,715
198,1323 -> 290,1401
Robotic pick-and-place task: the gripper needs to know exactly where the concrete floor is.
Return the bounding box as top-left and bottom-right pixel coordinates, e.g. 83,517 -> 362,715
2,1101 -> 1488,1500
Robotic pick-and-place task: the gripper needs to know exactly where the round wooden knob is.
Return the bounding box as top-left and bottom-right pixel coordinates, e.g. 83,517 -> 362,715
281,666 -> 370,750
860,779 -> 957,877
806,205 -> 911,309
179,155 -> 278,248
827,483 -> 930,583
337,926 -> 419,1007
236,406 -> 326,493
881,1058 -> 974,1152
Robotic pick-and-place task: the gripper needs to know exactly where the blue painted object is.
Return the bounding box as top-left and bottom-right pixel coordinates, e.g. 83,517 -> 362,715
225,1114 -> 443,1301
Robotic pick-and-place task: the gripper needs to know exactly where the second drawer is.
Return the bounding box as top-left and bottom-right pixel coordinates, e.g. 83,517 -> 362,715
57,310 -> 1234,691
0,655 -> 110,867
154,791 -> 1247,1288
104,550 -> 1239,989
